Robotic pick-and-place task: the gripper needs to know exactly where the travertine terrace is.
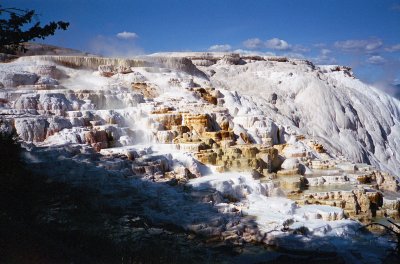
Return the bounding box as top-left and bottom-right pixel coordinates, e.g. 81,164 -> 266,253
1,52 -> 399,258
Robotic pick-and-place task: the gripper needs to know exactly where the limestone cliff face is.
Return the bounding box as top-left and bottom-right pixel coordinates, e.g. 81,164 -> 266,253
18,55 -> 151,70
17,55 -> 207,78
1,52 -> 400,228
1,52 -> 400,176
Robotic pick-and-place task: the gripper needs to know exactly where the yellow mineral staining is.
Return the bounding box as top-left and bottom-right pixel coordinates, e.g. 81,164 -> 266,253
131,82 -> 158,98
194,144 -> 280,176
151,107 -> 174,114
308,140 -> 326,153
182,113 -> 212,134
150,113 -> 183,130
189,87 -> 219,105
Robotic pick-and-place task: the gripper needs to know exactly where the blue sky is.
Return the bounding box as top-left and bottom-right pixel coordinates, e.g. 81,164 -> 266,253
2,0 -> 400,89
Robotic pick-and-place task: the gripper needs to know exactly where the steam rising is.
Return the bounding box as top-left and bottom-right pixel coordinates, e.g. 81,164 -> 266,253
116,31 -> 138,40
89,34 -> 144,58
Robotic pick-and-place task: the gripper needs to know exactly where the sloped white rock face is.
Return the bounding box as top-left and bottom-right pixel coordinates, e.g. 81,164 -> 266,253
203,59 -> 400,175
14,93 -> 74,115
1,53 -> 399,176
0,71 -> 39,87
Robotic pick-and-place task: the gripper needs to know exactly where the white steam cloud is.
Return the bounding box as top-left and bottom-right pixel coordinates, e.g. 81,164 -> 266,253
116,31 -> 139,40
89,34 -> 144,57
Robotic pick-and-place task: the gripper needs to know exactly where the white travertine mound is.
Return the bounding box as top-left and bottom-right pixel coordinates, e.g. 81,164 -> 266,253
0,53 -> 399,259
201,57 -> 400,175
